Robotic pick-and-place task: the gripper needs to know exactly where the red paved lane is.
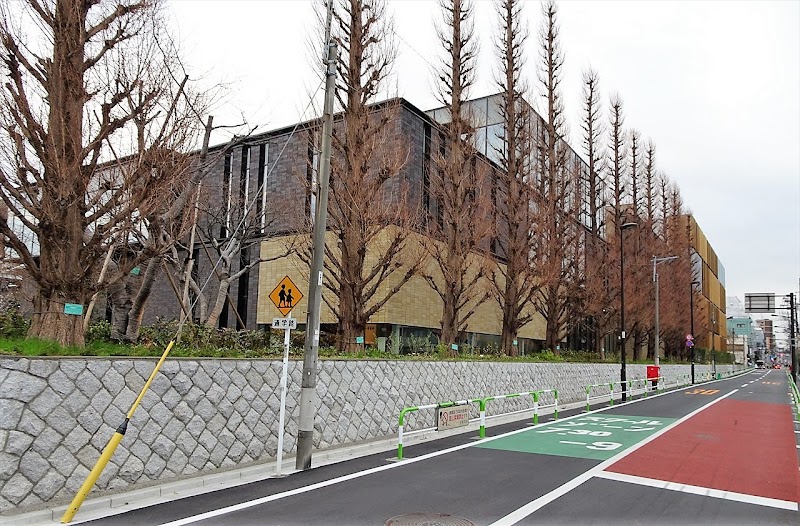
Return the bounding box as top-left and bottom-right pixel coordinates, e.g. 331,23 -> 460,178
608,398 -> 800,502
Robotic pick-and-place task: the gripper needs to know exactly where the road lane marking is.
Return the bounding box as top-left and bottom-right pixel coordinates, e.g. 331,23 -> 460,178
595,471 -> 798,511
155,387 -> 686,526
488,389 -> 738,526
154,383 -> 721,526
479,415 -> 673,460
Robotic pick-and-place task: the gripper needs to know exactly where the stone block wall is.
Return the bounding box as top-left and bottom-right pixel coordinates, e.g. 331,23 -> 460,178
0,357 -> 737,514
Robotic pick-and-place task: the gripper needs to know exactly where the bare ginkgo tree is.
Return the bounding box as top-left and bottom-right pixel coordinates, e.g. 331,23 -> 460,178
0,0 -> 209,347
607,93 -> 629,357
302,0 -> 422,352
659,182 -> 695,359
579,67 -> 614,358
489,0 -> 539,356
423,0 -> 493,349
531,0 -> 579,353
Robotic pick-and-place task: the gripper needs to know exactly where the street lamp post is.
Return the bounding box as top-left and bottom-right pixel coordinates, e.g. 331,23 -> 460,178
690,280 -> 700,384
711,312 -> 717,378
619,222 -> 637,402
652,255 -> 679,367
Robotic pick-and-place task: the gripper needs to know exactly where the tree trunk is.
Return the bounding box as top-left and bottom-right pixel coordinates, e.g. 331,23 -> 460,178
28,293 -> 85,348
501,278 -> 519,356
440,284 -> 459,353
107,280 -> 133,341
595,327 -> 605,360
338,277 -> 356,352
124,256 -> 163,342
545,284 -> 561,354
205,274 -> 230,328
339,316 -> 364,353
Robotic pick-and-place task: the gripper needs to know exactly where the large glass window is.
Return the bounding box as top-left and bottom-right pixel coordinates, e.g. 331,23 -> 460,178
485,123 -> 504,165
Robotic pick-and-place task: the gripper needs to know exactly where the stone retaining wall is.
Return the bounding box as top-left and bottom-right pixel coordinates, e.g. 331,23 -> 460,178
0,357 -> 736,514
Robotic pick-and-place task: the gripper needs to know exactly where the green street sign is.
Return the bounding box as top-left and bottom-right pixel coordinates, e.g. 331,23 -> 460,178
64,303 -> 84,316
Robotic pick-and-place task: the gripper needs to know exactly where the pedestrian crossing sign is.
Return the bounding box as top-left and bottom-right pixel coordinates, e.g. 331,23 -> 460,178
269,276 -> 303,316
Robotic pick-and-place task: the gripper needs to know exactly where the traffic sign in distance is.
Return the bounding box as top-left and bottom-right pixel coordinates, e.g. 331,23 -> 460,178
269,276 -> 303,316
272,318 -> 297,330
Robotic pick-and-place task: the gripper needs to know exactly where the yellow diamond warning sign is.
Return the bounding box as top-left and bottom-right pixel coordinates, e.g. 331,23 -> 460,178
269,276 -> 303,316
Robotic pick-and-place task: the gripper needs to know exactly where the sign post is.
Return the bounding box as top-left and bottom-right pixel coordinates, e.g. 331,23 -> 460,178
269,276 -> 303,477
273,313 -> 292,477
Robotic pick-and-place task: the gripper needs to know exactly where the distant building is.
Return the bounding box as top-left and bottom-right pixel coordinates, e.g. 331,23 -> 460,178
726,313 -> 753,364
756,318 -> 774,352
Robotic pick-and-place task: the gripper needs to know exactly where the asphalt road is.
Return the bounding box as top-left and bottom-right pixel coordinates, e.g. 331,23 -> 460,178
79,369 -> 799,526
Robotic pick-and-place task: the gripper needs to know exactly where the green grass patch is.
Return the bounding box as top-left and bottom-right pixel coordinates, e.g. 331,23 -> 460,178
0,320 -> 700,365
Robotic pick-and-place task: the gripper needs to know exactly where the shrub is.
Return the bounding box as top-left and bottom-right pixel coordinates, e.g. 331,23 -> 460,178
86,320 -> 111,342
0,305 -> 30,338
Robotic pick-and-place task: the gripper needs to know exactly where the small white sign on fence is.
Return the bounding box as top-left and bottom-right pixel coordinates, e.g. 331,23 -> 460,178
436,404 -> 470,431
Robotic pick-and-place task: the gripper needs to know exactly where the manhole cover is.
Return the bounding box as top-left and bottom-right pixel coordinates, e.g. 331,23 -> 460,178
385,512 -> 475,526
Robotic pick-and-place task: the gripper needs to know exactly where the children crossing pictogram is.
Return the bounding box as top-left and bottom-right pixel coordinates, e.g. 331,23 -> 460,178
269,276 -> 303,316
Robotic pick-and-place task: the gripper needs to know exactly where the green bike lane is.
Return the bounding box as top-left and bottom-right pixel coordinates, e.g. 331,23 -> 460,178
493,369 -> 799,525
80,370 -> 797,526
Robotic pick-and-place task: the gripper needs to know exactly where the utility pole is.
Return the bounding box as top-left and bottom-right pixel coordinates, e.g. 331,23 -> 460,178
690,280 -> 699,384
297,3 -> 337,471
790,292 -> 797,384
619,222 -> 637,401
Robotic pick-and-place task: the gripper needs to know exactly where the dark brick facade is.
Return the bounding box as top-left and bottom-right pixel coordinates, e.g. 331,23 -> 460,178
143,98 -> 434,330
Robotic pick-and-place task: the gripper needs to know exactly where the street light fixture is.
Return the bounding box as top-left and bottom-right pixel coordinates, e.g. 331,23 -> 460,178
690,280 -> 700,384
619,221 -> 638,402
652,255 -> 679,367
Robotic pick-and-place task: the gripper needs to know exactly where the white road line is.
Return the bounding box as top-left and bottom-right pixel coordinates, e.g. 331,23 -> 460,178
595,471 -> 798,511
488,389 -> 738,526
741,384 -> 748,388
156,383 -> 717,526
156,382 -> 697,526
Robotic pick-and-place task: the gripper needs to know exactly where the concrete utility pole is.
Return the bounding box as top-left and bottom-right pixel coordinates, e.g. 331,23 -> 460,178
296,3 -> 337,471
790,292 -> 797,384
652,255 -> 678,366
690,280 -> 699,384
619,222 -> 637,401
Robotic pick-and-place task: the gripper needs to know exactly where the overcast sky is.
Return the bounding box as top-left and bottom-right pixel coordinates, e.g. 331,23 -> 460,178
167,0 -> 800,316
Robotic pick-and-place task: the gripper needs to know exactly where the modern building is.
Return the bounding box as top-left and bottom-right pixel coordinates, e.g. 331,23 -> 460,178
139,93 -> 605,352
684,214 -> 727,352
140,93 -> 723,357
